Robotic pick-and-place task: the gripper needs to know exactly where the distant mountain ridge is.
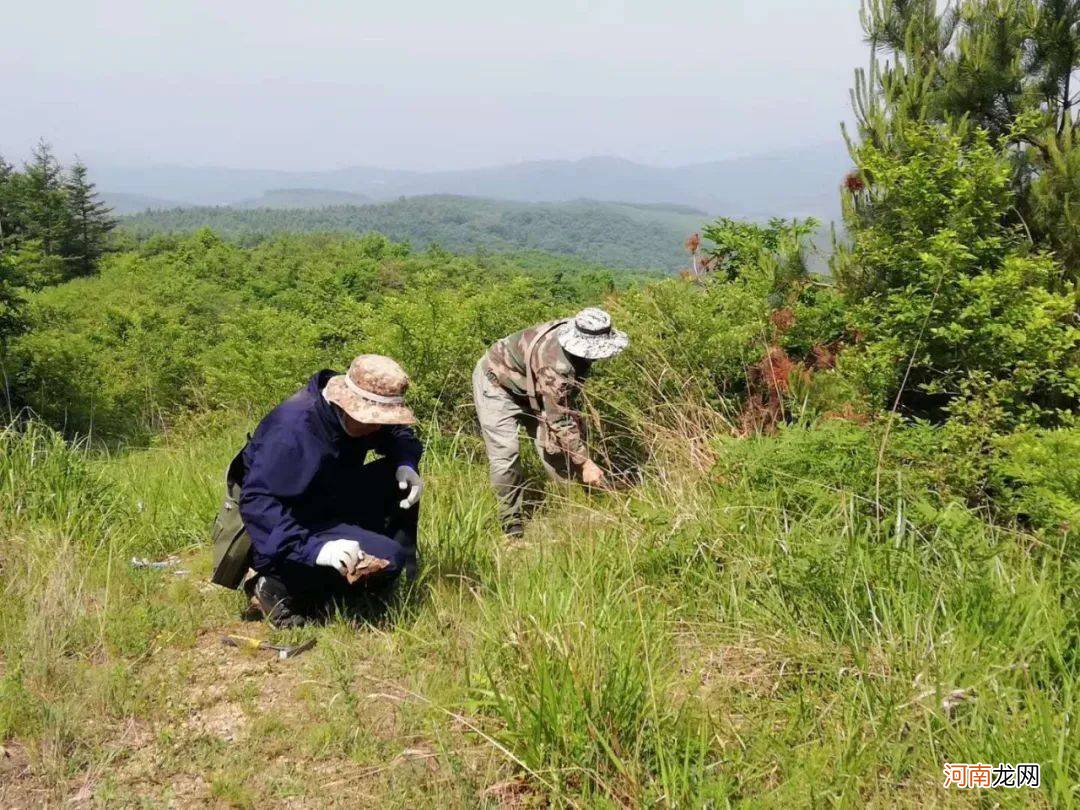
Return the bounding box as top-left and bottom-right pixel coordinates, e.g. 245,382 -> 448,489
97,144 -> 850,223
100,191 -> 185,215
233,188 -> 372,209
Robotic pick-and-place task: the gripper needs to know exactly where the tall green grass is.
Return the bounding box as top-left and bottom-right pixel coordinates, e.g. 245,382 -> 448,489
0,417 -> 237,779
0,415 -> 1076,805
460,423 -> 1077,805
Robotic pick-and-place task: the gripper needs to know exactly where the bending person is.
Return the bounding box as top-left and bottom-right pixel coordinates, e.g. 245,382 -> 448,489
473,308 -> 628,537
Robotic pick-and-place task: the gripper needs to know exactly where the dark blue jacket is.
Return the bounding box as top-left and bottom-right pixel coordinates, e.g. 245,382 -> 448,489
239,370 -> 423,570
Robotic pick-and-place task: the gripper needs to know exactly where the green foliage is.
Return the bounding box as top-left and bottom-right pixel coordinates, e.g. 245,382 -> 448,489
10,221 -> 865,484
702,216 -> 818,284
854,0 -> 1075,144
845,2 -> 1080,428
0,142 -> 116,288
838,124 -> 1078,425
852,0 -> 1080,283
0,144 -> 115,352
625,217 -> 853,424
0,255 -> 24,352
62,161 -> 117,278
0,159 -> 25,349
1029,123 -> 1080,275
991,427 -> 1080,533
600,278 -> 764,412
119,195 -> 703,272
716,415 -> 1080,536
5,233 -> 643,441
18,142 -> 71,262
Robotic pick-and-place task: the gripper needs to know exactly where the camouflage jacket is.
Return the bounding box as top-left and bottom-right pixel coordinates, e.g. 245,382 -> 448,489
482,320 -> 590,465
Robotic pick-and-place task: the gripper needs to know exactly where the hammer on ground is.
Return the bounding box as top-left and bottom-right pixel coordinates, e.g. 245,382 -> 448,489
221,634 -> 316,660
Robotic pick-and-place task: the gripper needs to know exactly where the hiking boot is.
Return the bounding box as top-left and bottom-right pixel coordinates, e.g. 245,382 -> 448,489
247,575 -> 307,629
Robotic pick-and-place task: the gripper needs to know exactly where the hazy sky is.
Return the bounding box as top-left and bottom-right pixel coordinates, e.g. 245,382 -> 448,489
4,0 -> 867,171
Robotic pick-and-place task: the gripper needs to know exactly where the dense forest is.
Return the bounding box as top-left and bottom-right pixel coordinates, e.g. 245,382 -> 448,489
119,196 -> 706,272
1,0 -> 1079,804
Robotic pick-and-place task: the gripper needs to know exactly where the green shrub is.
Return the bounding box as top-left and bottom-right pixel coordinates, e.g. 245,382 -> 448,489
597,279 -> 764,416
837,125 -> 1079,427
6,233 -> 632,441
991,428 -> 1080,536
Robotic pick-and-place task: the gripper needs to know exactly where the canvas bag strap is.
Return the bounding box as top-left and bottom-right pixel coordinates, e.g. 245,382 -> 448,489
525,319 -> 569,414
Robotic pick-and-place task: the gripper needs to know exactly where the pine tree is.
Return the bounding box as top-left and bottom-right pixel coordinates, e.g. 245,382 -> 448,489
0,156 -> 24,349
851,0 -> 1077,144
0,154 -> 31,251
1023,1 -> 1080,272
20,141 -> 70,261
0,251 -> 22,350
847,0 -> 1080,282
1025,0 -> 1080,137
0,155 -> 14,243
63,160 -> 116,277
837,0 -> 1079,424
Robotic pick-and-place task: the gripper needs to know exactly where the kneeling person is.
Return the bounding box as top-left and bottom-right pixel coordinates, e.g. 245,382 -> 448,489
217,355 -> 424,627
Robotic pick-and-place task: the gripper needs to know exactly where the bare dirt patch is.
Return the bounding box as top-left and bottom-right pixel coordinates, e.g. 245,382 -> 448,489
1,619 -> 500,806
0,741 -> 40,808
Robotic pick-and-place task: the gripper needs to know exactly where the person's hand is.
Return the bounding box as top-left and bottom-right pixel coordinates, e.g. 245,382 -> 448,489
396,465 -> 423,509
315,538 -> 361,577
581,459 -> 606,487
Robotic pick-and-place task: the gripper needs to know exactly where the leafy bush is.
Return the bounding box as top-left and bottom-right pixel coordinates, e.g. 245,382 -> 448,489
991,428 -> 1080,536
592,216 -> 848,442
711,418 -> 1080,541
5,233 -> 636,441
701,216 -> 819,306
837,125 -> 1079,426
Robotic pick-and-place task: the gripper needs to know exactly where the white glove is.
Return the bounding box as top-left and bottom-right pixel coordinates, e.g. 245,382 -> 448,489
315,538 -> 361,576
395,465 -> 423,509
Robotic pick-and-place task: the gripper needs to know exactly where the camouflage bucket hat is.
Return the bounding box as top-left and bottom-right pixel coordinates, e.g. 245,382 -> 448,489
323,355 -> 417,425
557,308 -> 629,360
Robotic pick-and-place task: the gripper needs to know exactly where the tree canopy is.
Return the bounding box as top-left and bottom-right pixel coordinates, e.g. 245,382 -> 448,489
0,143 -> 116,348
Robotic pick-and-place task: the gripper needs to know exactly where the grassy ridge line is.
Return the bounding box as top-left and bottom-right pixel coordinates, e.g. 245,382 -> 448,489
117,195 -> 707,272
1,416 -> 1074,805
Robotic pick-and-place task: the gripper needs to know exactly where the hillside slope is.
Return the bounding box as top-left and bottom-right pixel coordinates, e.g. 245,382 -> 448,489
2,233 -> 1075,805
121,196 -> 708,271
